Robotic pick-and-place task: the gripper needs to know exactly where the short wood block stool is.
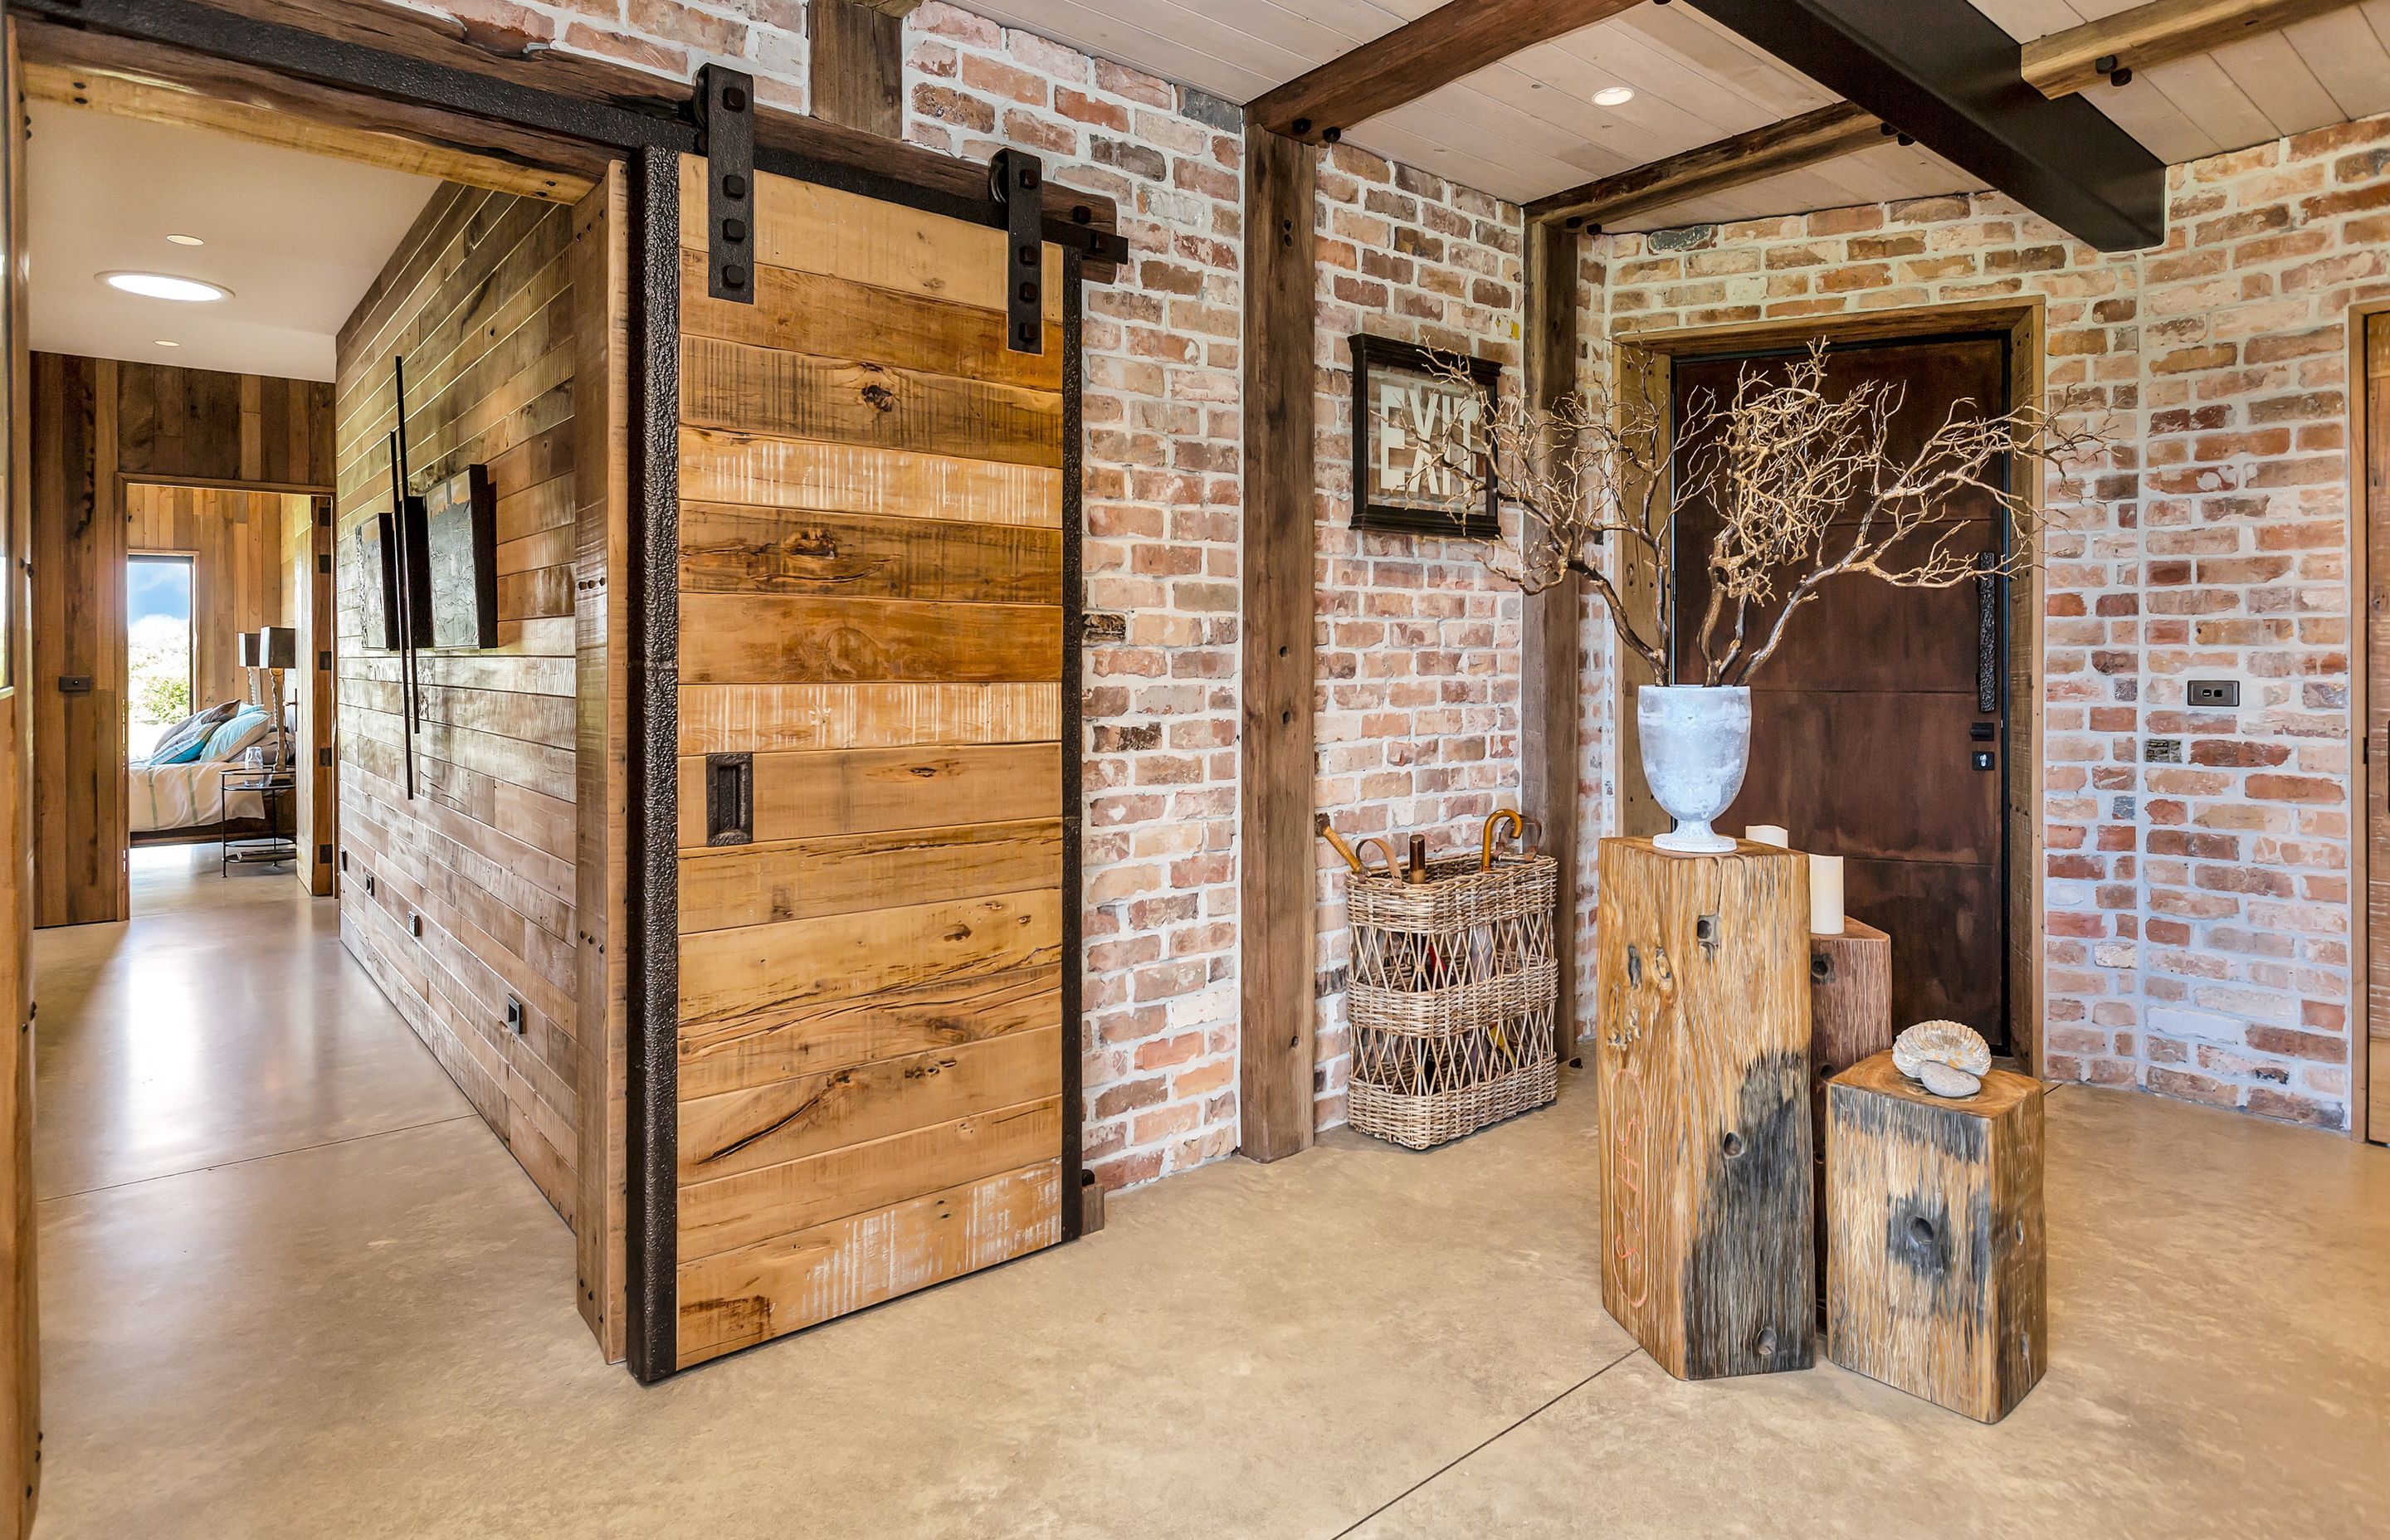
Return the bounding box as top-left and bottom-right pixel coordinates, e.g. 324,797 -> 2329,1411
1807,918 -> 1891,1316
1595,836 -> 1814,1381
1826,1052 -> 2046,1422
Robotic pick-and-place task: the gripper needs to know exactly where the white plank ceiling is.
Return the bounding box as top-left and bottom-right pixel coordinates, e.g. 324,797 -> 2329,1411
1975,0 -> 2390,163
959,0 -> 2390,229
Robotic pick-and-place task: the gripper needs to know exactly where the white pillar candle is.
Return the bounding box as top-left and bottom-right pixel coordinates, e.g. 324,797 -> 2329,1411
1810,854 -> 1846,936
1745,824 -> 1788,848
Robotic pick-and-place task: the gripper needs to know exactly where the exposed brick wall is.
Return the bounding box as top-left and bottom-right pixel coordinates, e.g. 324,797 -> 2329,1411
897,3 -> 1250,1187
1308,147 -> 1527,1128
365,0 -> 2383,1172
1591,110 -> 2390,1131
409,0 -> 814,109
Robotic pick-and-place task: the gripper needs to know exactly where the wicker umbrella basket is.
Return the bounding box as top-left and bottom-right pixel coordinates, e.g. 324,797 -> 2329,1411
1346,853 -> 1559,1150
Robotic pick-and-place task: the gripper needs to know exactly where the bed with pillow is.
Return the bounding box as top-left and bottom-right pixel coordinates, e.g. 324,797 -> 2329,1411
129,703 -> 278,839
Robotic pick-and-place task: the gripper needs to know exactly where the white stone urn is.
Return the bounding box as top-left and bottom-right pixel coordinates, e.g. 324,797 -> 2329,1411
1636,685 -> 1752,855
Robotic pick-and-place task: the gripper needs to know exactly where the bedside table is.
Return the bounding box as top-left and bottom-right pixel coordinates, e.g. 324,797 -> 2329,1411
221,769 -> 297,877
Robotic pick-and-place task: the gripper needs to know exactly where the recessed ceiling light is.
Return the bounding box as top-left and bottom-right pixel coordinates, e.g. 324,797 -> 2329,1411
165,233 -> 205,246
154,339 -> 180,348
98,270 -> 231,303
1593,85 -> 1636,107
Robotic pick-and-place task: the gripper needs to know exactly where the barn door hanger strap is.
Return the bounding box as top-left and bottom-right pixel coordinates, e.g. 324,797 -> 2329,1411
990,149 -> 1044,355
695,64 -> 756,305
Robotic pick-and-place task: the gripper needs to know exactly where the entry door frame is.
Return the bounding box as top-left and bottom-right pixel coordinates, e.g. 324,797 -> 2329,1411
1612,300 -> 2049,1075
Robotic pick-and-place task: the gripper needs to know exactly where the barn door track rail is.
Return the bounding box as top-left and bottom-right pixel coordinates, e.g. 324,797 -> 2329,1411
7,0 -> 1130,280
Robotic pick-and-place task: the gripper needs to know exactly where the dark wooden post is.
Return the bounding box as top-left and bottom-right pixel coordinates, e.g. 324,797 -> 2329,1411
1521,218 -> 1581,1064
1237,123 -> 1318,1161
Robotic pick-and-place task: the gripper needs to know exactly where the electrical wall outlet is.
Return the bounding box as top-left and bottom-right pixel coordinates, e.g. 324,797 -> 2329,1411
2186,679 -> 2241,708
505,996 -> 526,1036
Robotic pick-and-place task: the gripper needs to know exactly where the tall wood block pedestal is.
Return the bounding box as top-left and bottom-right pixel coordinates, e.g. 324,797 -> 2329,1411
1594,836 -> 1813,1380
1826,1052 -> 2047,1423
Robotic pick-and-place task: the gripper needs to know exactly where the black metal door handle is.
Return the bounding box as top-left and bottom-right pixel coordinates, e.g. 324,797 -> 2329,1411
1974,554 -> 1997,715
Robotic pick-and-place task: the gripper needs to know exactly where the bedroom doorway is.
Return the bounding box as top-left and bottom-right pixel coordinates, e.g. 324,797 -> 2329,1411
120,486 -> 320,893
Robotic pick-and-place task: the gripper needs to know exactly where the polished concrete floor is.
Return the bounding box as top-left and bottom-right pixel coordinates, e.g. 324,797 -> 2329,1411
27,849 -> 2390,1538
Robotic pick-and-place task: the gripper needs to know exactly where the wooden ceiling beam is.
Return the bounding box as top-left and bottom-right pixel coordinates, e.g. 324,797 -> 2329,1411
1526,100 -> 1885,229
19,22 -> 605,201
1247,0 -> 1641,144
1682,0 -> 2167,250
2019,0 -> 2358,98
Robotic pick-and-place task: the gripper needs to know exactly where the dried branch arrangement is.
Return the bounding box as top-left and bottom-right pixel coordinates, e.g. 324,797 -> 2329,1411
1403,343 -> 2113,686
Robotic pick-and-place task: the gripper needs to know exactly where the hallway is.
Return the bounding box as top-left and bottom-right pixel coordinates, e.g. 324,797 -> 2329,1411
23,852 -> 2390,1538
32,850 -> 582,1536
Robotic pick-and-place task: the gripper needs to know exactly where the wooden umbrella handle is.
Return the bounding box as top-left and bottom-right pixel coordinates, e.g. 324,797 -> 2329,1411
1481,808 -> 1526,870
1353,838 -> 1401,882
1314,812 -> 1365,874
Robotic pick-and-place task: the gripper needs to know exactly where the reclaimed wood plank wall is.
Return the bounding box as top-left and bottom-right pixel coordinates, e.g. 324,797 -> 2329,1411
28,352 -> 333,927
668,159 -> 1070,1368
332,182 -> 583,1223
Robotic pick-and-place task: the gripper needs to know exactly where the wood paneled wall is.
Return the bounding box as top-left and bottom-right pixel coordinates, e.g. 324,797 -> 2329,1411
667,160 -> 1071,1369
332,182 -> 584,1226
124,483 -> 300,713
28,353 -> 333,927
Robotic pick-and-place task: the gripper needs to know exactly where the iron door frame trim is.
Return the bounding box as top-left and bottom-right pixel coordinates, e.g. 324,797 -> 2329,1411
1060,251 -> 1087,1240
2349,298 -> 2390,1147
624,144 -> 682,1386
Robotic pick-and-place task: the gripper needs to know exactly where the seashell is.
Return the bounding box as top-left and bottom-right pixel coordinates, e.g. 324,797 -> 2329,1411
1916,1060 -> 1983,1099
1893,1019 -> 1992,1080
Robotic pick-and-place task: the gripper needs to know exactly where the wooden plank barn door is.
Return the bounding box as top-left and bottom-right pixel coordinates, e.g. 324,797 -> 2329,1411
664,157 -> 1079,1369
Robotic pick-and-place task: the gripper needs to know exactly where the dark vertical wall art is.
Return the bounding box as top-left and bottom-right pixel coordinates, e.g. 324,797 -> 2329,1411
422,462 -> 498,650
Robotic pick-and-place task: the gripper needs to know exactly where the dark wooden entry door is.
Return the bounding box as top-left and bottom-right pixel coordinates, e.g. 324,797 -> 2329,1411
1671,336 -> 2012,1050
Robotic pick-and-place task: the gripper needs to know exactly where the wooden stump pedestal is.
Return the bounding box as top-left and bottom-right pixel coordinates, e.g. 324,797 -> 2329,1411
1807,917 -> 1892,1315
1809,918 -> 1893,1087
1826,1051 -> 2047,1422
1594,836 -> 1813,1380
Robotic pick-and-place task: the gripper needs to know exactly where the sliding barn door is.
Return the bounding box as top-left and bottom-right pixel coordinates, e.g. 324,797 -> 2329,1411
666,158 -> 1076,1369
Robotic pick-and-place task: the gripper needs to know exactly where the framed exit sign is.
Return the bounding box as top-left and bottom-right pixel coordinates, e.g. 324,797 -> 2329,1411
1349,333 -> 1502,539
